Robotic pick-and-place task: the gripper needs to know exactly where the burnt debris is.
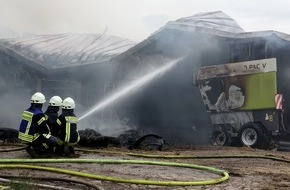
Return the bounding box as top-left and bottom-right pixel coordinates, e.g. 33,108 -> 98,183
78,128 -> 166,151
0,128 -> 20,143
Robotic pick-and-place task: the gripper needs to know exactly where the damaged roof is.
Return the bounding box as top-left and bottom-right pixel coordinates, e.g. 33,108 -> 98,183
2,11 -> 290,72
160,11 -> 290,40
125,11 -> 290,58
166,11 -> 245,33
0,33 -> 136,69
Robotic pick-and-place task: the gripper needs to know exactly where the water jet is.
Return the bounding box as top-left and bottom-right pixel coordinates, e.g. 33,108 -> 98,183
79,58 -> 183,121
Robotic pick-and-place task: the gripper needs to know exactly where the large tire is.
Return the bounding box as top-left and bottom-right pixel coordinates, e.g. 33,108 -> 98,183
211,130 -> 230,146
238,122 -> 269,149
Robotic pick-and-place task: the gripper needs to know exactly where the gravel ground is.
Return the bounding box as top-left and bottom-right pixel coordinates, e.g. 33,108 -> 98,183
0,144 -> 290,190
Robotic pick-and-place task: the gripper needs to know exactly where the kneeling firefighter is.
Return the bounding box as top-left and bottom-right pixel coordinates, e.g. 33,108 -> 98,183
44,95 -> 62,137
55,97 -> 80,156
18,92 -> 57,158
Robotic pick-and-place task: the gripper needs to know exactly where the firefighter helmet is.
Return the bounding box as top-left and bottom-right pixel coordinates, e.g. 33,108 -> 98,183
49,96 -> 62,106
62,97 -> 75,109
31,92 -> 46,104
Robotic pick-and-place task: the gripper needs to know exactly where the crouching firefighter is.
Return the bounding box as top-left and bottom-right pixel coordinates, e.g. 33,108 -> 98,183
18,92 -> 57,158
44,95 -> 63,137
55,97 -> 80,157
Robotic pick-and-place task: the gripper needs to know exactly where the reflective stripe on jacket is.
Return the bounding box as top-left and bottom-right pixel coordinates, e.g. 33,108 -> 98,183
18,109 -> 43,143
57,116 -> 79,144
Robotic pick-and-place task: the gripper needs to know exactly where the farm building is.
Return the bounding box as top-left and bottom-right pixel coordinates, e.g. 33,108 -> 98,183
0,33 -> 136,131
1,11 -> 290,145
109,11 -> 290,144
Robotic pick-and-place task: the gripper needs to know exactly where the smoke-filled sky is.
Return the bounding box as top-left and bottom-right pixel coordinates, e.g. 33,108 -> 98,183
0,0 -> 290,42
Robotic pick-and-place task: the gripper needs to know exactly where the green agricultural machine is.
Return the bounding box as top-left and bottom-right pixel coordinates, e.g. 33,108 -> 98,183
196,58 -> 290,149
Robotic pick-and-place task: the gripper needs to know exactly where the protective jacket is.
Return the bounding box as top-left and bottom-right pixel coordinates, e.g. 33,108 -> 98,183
56,109 -> 80,145
18,104 -> 51,143
45,106 -> 60,136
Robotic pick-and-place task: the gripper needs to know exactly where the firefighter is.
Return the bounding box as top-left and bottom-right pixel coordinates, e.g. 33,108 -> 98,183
18,92 -> 57,158
55,97 -> 80,156
44,96 -> 62,136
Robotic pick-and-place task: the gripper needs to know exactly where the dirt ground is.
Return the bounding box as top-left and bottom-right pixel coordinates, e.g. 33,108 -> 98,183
0,144 -> 290,190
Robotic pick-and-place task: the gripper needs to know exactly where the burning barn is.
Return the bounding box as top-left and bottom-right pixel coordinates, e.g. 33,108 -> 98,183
0,33 -> 136,130
2,11 -> 290,147
108,11 -> 290,145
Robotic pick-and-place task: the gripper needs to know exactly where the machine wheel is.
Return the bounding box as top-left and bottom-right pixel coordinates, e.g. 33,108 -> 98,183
238,122 -> 268,149
211,130 -> 230,146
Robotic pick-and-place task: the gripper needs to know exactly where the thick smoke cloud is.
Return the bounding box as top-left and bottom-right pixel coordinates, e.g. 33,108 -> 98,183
77,58 -> 181,137
0,0 -> 151,42
2,0 -> 290,42
90,30 -> 220,145
0,89 -> 31,130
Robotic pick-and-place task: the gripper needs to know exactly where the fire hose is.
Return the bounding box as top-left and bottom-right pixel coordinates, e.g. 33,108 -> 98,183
2,146 -> 290,189
0,175 -> 104,190
1,147 -> 290,189
0,158 -> 229,187
76,148 -> 290,163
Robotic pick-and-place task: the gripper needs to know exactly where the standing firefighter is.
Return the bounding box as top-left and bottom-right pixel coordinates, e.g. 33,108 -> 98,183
18,92 -> 57,158
55,97 -> 80,156
44,96 -> 62,136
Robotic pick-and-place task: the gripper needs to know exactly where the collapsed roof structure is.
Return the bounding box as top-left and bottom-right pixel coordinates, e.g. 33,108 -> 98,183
0,33 -> 136,71
1,11 -> 290,144
109,11 -> 290,144
0,33 -> 136,130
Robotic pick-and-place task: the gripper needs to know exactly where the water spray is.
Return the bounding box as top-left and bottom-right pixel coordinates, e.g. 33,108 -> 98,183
79,58 -> 183,121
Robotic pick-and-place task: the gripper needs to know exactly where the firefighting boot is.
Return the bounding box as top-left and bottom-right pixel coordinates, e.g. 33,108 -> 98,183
25,146 -> 37,158
68,146 -> 75,154
64,145 -> 70,157
55,145 -> 64,155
